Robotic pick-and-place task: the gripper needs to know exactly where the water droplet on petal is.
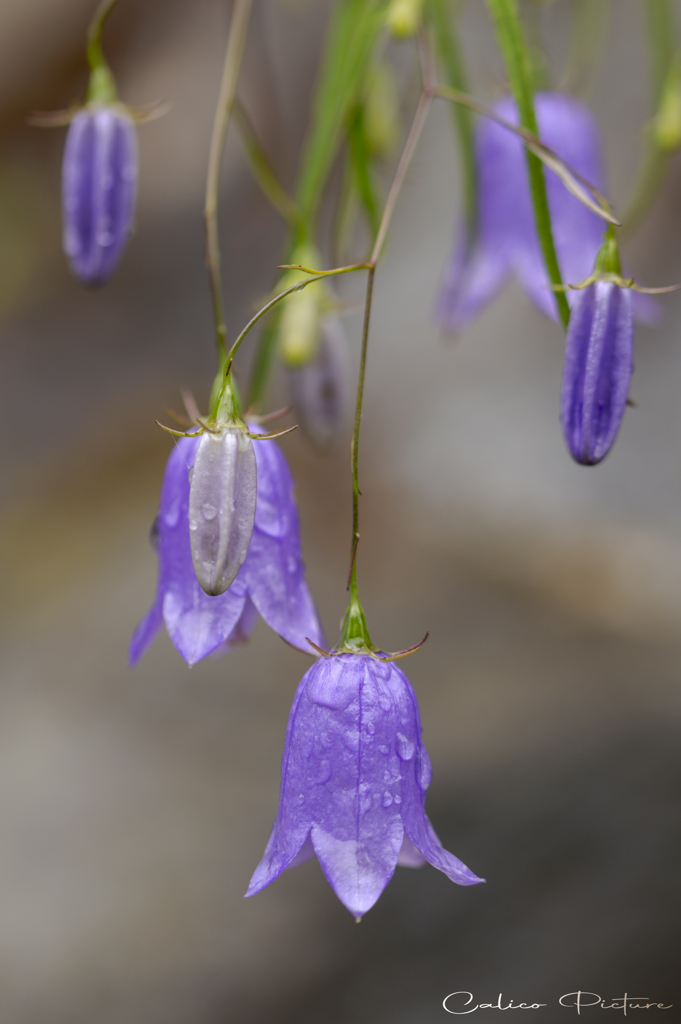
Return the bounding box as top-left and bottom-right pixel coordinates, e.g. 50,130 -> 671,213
393,793 -> 401,805
419,749 -> 433,790
396,732 -> 415,761
382,791 -> 393,808
202,502 -> 218,521
378,745 -> 389,755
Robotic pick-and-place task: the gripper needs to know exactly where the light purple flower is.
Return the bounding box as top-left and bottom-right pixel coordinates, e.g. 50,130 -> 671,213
246,653 -> 483,918
130,430 -> 324,666
62,105 -> 137,286
560,281 -> 633,465
438,92 -> 606,330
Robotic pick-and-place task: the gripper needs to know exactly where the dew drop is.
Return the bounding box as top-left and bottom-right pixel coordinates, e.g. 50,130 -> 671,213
378,745 -> 389,755
382,791 -> 393,808
393,794 -> 401,805
419,749 -> 433,790
202,502 -> 218,521
366,722 -> 376,736
396,732 -> 415,761
378,696 -> 392,713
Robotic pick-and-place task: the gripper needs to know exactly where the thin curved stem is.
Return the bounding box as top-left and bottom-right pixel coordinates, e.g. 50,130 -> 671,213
86,0 -> 120,71
204,0 -> 253,370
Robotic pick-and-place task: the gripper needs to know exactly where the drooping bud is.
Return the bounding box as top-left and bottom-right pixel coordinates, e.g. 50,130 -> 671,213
188,425 -> 257,596
363,63 -> 400,158
62,104 -> 138,286
560,280 -> 633,466
652,57 -> 681,151
278,244 -> 326,367
386,0 -> 425,39
288,316 -> 348,451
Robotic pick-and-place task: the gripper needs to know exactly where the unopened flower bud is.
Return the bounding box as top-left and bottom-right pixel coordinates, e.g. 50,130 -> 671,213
386,0 -> 424,39
62,104 -> 137,286
279,245 -> 325,367
652,59 -> 681,151
188,426 -> 257,596
288,316 -> 348,450
560,280 -> 633,466
363,63 -> 400,157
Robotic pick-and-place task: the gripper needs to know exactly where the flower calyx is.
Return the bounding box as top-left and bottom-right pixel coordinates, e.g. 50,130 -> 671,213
551,229 -> 678,296
307,586 -> 428,663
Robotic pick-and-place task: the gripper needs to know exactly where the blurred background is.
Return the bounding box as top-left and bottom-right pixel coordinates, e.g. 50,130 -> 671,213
0,0 -> 680,1020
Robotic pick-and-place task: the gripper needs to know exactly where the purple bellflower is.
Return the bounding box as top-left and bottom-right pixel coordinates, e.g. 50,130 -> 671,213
62,105 -> 137,286
246,653 -> 483,919
130,429 -> 324,666
438,92 -> 606,330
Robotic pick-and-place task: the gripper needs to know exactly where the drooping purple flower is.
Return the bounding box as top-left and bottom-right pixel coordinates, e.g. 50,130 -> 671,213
560,281 -> 633,465
438,92 -> 606,330
62,105 -> 137,286
130,430 -> 324,666
246,653 -> 483,918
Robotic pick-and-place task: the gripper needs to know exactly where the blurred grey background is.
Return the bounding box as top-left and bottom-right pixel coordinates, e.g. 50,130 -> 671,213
0,0 -> 680,1021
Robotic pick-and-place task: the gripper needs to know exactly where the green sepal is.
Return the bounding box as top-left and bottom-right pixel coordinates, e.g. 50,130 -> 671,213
336,584 -> 374,654
594,226 -> 621,276
85,64 -> 118,105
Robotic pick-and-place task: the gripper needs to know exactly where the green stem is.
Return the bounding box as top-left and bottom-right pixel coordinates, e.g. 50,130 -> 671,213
621,0 -> 676,236
429,0 -> 477,237
647,0 -> 675,107
86,0 -> 119,72
486,0 -> 570,329
233,101 -> 301,227
85,0 -> 120,103
204,0 -> 253,373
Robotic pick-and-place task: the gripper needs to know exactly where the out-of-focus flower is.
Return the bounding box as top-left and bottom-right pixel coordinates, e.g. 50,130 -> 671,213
363,62 -> 400,158
278,244 -> 327,367
62,105 -> 137,286
438,93 -> 605,331
288,315 -> 348,451
386,0 -> 425,39
188,424 -> 257,596
246,653 -> 483,919
130,429 -> 324,666
651,58 -> 681,151
560,280 -> 633,466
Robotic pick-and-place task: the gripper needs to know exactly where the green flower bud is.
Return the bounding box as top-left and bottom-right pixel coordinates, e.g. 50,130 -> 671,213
386,0 -> 425,39
652,58 -> 681,152
278,244 -> 326,367
363,63 -> 400,157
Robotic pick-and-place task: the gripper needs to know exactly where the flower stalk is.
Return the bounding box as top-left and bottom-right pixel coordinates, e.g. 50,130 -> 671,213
85,0 -> 119,104
204,0 -> 253,374
485,0 -> 571,328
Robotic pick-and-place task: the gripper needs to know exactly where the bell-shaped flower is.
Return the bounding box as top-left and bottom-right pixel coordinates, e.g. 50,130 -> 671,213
62,104 -> 138,286
188,425 -> 257,596
560,280 -> 633,465
130,430 -> 324,666
288,315 -> 348,451
438,92 -> 606,331
246,653 -> 483,919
